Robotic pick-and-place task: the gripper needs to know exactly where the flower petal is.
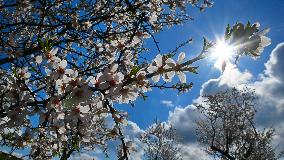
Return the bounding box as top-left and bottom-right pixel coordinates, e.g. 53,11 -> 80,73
111,64 -> 118,72
152,75 -> 160,83
80,105 -> 90,114
25,72 -> 31,78
36,56 -> 42,64
163,71 -> 175,82
154,54 -> 163,67
177,52 -> 185,64
177,72 -> 186,83
147,65 -> 158,73
65,69 -> 74,75
59,60 -> 67,68
50,48 -> 58,55
260,36 -> 271,47
165,58 -> 175,68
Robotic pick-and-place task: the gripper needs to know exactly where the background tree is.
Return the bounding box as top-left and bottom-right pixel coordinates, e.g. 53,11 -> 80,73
195,87 -> 282,160
0,0 -> 271,159
139,121 -> 182,160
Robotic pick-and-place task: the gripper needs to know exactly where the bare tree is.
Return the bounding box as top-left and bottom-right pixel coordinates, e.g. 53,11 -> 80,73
195,87 -> 281,160
140,121 -> 182,160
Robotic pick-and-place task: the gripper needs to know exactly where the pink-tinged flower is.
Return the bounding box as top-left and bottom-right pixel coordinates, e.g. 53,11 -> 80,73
35,55 -> 42,64
164,52 -> 187,83
102,64 -> 124,89
251,28 -> 271,57
132,36 -> 141,45
90,73 -> 109,90
136,71 -> 151,92
47,97 -> 64,112
149,13 -> 158,25
147,54 -> 163,83
147,54 -> 175,83
176,52 -> 187,83
70,85 -> 93,106
68,105 -> 91,121
108,72 -> 124,87
57,125 -> 66,135
48,59 -> 75,81
84,21 -> 92,28
45,48 -> 59,62
115,85 -> 139,104
122,52 -> 134,69
55,79 -> 66,95
53,59 -> 74,75
18,67 -> 31,79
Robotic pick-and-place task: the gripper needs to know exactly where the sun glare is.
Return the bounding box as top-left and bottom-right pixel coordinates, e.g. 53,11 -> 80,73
210,39 -> 236,71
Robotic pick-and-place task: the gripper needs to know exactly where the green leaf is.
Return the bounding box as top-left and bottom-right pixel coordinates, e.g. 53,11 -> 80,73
12,67 -> 17,77
225,24 -> 231,40
129,66 -> 140,76
246,21 -> 251,28
37,38 -> 53,52
72,136 -> 80,152
140,93 -> 148,101
224,21 -> 270,60
202,37 -> 213,51
37,38 -> 44,48
203,37 -> 207,50
165,53 -> 174,58
189,67 -> 199,74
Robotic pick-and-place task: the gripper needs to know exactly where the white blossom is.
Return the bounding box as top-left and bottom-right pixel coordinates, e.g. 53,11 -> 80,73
147,54 -> 176,83
36,55 -> 43,64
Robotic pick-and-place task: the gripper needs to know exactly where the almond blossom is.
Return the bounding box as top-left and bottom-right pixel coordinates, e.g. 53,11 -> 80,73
69,85 -> 93,107
35,55 -> 43,64
45,48 -> 59,63
0,1 -> 271,159
148,54 -> 175,83
115,85 -> 139,104
164,52 -> 187,83
47,59 -> 75,80
18,67 -> 31,79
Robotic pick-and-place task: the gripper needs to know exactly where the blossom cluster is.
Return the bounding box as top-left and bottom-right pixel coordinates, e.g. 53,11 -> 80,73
0,0 -> 271,159
0,0 -> 214,159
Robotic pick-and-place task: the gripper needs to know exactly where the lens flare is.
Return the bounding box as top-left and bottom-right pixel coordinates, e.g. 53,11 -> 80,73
210,39 -> 236,71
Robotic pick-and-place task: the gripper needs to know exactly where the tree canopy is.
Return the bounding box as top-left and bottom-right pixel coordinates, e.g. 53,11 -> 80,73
0,0 -> 271,159
196,88 -> 281,160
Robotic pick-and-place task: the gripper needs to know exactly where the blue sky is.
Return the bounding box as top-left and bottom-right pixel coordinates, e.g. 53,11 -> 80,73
98,1 -> 284,159
118,0 -> 284,129
77,1 -> 284,159
3,0 -> 284,159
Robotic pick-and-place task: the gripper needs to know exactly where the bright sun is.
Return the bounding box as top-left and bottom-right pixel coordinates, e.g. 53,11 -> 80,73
210,39 -> 236,71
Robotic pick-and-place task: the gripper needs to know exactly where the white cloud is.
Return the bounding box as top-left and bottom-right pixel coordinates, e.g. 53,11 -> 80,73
253,43 -> 284,110
70,153 -> 98,160
168,105 -> 200,143
101,121 -> 145,160
161,100 -> 174,108
220,63 -> 252,87
123,121 -> 145,160
85,43 -> 284,159
251,43 -> 284,150
163,64 -> 255,158
166,106 -> 212,159
166,42 -> 284,156
180,143 -> 211,160
192,62 -> 253,105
